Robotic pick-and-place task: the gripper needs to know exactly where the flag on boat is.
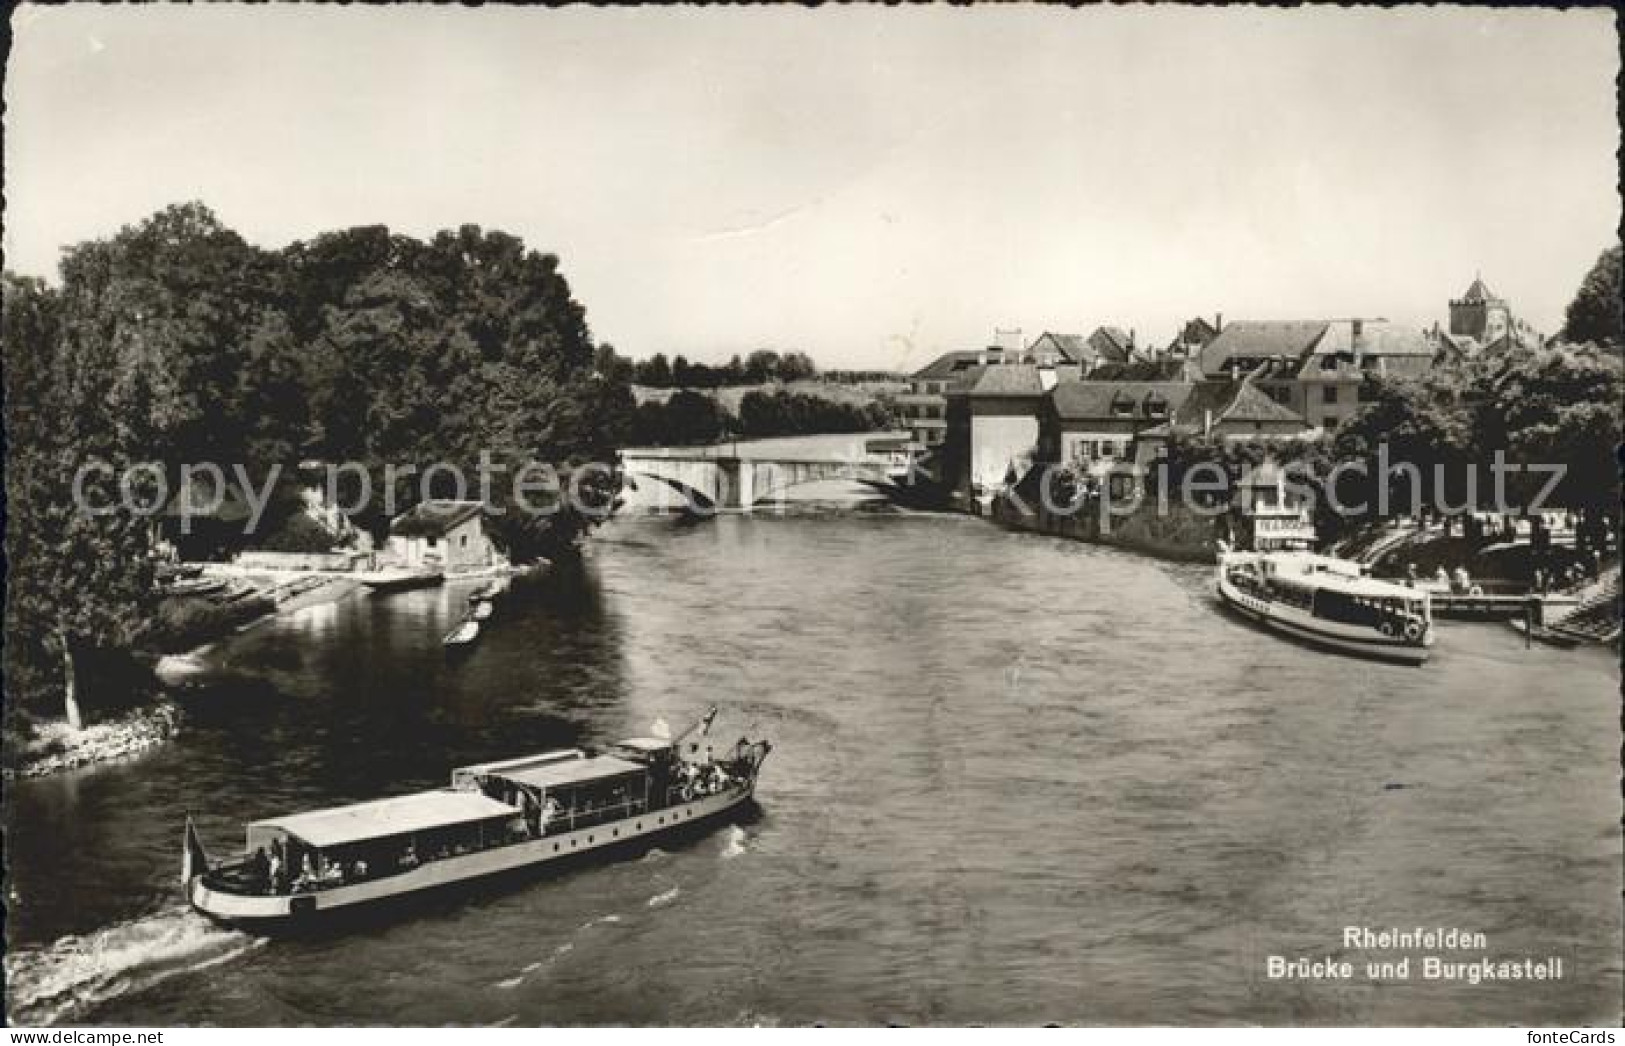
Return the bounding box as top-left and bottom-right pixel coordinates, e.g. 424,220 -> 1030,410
181,816 -> 212,885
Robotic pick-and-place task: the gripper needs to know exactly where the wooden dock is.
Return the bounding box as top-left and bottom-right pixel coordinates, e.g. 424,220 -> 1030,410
1429,591 -> 1575,621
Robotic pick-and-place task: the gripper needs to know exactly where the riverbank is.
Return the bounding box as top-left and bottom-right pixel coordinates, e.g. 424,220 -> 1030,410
4,703 -> 182,782
11,574 -> 371,781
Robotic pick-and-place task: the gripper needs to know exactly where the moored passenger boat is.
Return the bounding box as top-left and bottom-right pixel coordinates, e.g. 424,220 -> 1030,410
360,568 -> 445,594
184,708 -> 770,930
1216,550 -> 1434,665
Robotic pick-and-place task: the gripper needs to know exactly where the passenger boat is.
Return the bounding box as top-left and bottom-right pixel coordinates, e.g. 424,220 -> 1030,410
1216,550 -> 1434,665
360,568 -> 445,594
183,708 -> 770,931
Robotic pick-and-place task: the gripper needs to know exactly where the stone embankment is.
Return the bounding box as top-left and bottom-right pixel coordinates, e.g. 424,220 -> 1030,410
7,703 -> 183,781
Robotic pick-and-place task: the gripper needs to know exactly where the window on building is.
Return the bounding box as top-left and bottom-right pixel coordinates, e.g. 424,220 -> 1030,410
460,535 -> 468,548
1321,386 -> 1338,405
426,537 -> 438,549
1322,415 -> 1339,430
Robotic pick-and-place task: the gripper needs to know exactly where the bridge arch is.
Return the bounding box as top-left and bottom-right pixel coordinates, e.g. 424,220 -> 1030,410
620,470 -> 716,514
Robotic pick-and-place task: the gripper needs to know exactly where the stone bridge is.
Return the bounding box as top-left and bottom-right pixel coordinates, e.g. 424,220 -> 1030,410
619,432 -> 911,513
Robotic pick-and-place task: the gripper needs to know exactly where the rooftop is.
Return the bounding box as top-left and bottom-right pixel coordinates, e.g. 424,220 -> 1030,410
1315,320 -> 1433,358
1088,326 -> 1135,363
1198,321 -> 1331,376
1026,332 -> 1090,363
910,350 -> 987,382
1049,380 -> 1196,421
389,499 -> 486,538
1457,275 -> 1500,304
965,363 -> 1048,398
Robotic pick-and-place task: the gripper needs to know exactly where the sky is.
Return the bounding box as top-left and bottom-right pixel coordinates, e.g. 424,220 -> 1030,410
5,5 -> 1619,371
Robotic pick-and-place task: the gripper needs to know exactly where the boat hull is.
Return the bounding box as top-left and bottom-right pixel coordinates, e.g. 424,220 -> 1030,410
361,571 -> 445,594
1216,572 -> 1431,665
188,782 -> 756,932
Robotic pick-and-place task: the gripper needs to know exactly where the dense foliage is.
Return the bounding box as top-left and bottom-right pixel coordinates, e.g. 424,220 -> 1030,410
1561,244 -> 1622,348
3,203 -> 631,724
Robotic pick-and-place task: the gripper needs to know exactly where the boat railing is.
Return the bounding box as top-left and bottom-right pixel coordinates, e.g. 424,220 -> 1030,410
543,796 -> 650,837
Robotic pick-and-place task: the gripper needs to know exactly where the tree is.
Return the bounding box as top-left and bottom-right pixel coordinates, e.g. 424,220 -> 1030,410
777,350 -> 819,382
1334,374 -> 1476,521
1561,244 -> 1623,349
660,389 -> 730,445
4,272 -> 160,729
638,353 -> 673,387
1484,343 -> 1622,528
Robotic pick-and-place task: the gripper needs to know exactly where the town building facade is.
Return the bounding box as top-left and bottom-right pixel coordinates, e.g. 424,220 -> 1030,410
1197,318 -> 1434,431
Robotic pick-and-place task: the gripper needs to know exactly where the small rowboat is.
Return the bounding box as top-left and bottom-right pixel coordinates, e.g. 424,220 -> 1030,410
443,619 -> 481,647
466,579 -> 508,604
361,569 -> 445,594
167,577 -> 229,598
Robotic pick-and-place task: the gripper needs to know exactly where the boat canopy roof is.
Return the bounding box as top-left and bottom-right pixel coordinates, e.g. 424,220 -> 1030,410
249,790 -> 518,849
1256,552 -> 1423,600
488,754 -> 646,791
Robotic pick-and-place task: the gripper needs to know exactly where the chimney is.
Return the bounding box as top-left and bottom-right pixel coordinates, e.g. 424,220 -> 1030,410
1215,312 -> 1223,332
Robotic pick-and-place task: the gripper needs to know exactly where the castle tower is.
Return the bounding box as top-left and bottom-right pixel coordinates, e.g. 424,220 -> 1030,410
1449,273 -> 1509,342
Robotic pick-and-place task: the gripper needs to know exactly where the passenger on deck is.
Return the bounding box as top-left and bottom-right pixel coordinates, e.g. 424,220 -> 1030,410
541,797 -> 563,835
1452,566 -> 1471,594
267,851 -> 284,894
401,842 -> 419,870
250,847 -> 270,891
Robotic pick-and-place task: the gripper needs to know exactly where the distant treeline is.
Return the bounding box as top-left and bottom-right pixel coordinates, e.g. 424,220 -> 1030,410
596,346 -> 900,388
631,389 -> 894,447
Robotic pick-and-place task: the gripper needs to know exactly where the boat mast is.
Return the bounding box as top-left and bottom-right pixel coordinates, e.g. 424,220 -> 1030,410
670,705 -> 719,751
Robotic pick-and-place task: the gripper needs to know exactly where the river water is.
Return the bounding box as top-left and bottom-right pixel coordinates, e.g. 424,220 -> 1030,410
5,513 -> 1620,1025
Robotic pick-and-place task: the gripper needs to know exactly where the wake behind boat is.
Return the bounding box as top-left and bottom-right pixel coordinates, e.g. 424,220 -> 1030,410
1216,550 -> 1435,665
183,707 -> 770,931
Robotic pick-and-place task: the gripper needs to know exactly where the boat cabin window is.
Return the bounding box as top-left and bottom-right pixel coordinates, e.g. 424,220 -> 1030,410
1311,589 -> 1424,627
